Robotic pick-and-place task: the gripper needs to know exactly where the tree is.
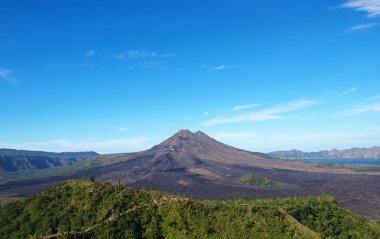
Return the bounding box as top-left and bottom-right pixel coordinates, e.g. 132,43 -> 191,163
88,175 -> 95,182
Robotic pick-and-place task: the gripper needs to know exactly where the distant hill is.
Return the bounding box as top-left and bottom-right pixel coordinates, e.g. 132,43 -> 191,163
1,180 -> 379,238
268,146 -> 380,159
0,148 -> 98,172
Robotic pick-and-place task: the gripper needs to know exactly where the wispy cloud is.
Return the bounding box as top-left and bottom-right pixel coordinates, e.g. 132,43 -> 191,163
1,137 -> 150,154
210,64 -> 227,71
232,104 -> 258,110
178,115 -> 190,120
127,50 -> 150,58
331,87 -> 358,97
212,130 -> 380,152
213,131 -> 258,141
0,67 -> 17,84
328,87 -> 358,97
340,87 -> 358,95
114,50 -> 175,60
349,23 -> 379,30
339,103 -> 380,116
209,64 -> 242,71
118,127 -> 129,132
369,94 -> 380,100
45,61 -> 95,69
140,61 -> 164,69
203,99 -> 318,126
342,0 -> 380,18
85,49 -> 96,57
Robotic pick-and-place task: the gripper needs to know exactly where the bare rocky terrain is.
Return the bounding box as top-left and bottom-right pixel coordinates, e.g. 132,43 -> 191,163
1,130 -> 380,219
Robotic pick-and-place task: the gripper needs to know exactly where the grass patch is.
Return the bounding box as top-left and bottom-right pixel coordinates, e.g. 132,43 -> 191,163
352,167 -> 380,172
315,163 -> 342,169
238,173 -> 282,186
315,163 -> 380,173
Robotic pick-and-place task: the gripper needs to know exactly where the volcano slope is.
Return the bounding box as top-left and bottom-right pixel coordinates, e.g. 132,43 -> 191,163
1,130 -> 380,219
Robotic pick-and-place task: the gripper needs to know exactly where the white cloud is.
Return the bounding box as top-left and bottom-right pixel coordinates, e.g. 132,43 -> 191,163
151,51 -> 175,58
85,49 -> 96,57
0,67 -> 17,84
369,94 -> 380,100
115,50 -> 175,60
178,115 -> 190,120
232,104 -> 258,110
339,103 -> 380,116
140,61 -> 164,69
118,127 -> 129,132
333,87 -> 358,97
128,50 -> 150,58
115,53 -> 126,59
1,137 -> 151,154
212,130 -> 380,152
204,112 -> 210,116
328,87 -> 358,97
267,131 -> 379,151
210,64 -> 227,71
213,131 -> 258,141
139,120 -> 156,127
208,64 -> 243,71
339,87 -> 358,95
342,0 -> 380,18
203,99 -> 318,126
349,23 -> 379,30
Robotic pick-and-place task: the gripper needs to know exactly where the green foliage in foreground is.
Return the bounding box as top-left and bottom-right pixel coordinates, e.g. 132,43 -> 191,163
1,180 -> 380,239
238,173 -> 282,186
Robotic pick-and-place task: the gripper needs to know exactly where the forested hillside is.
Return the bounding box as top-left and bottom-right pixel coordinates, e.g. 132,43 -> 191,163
1,180 -> 379,239
0,149 -> 98,172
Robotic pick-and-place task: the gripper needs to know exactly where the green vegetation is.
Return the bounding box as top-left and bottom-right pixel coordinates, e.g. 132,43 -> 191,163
0,150 -> 98,172
238,173 -> 282,186
315,163 -> 341,169
315,163 -> 380,173
0,153 -> 134,184
352,166 -> 380,172
1,180 -> 379,238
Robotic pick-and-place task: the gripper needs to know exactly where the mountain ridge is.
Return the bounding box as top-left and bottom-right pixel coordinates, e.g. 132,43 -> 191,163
268,146 -> 380,159
0,149 -> 98,172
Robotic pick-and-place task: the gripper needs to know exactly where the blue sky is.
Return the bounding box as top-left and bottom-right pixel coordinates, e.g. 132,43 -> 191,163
1,0 -> 380,153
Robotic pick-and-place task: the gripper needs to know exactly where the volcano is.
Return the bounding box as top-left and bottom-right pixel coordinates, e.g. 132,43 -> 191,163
139,129 -> 271,167
90,129 -> 272,187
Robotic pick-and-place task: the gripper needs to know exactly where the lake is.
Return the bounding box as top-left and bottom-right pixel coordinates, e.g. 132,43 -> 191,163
301,158 -> 380,165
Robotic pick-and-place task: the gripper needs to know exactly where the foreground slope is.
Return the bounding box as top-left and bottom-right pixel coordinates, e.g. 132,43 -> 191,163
1,180 -> 380,239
